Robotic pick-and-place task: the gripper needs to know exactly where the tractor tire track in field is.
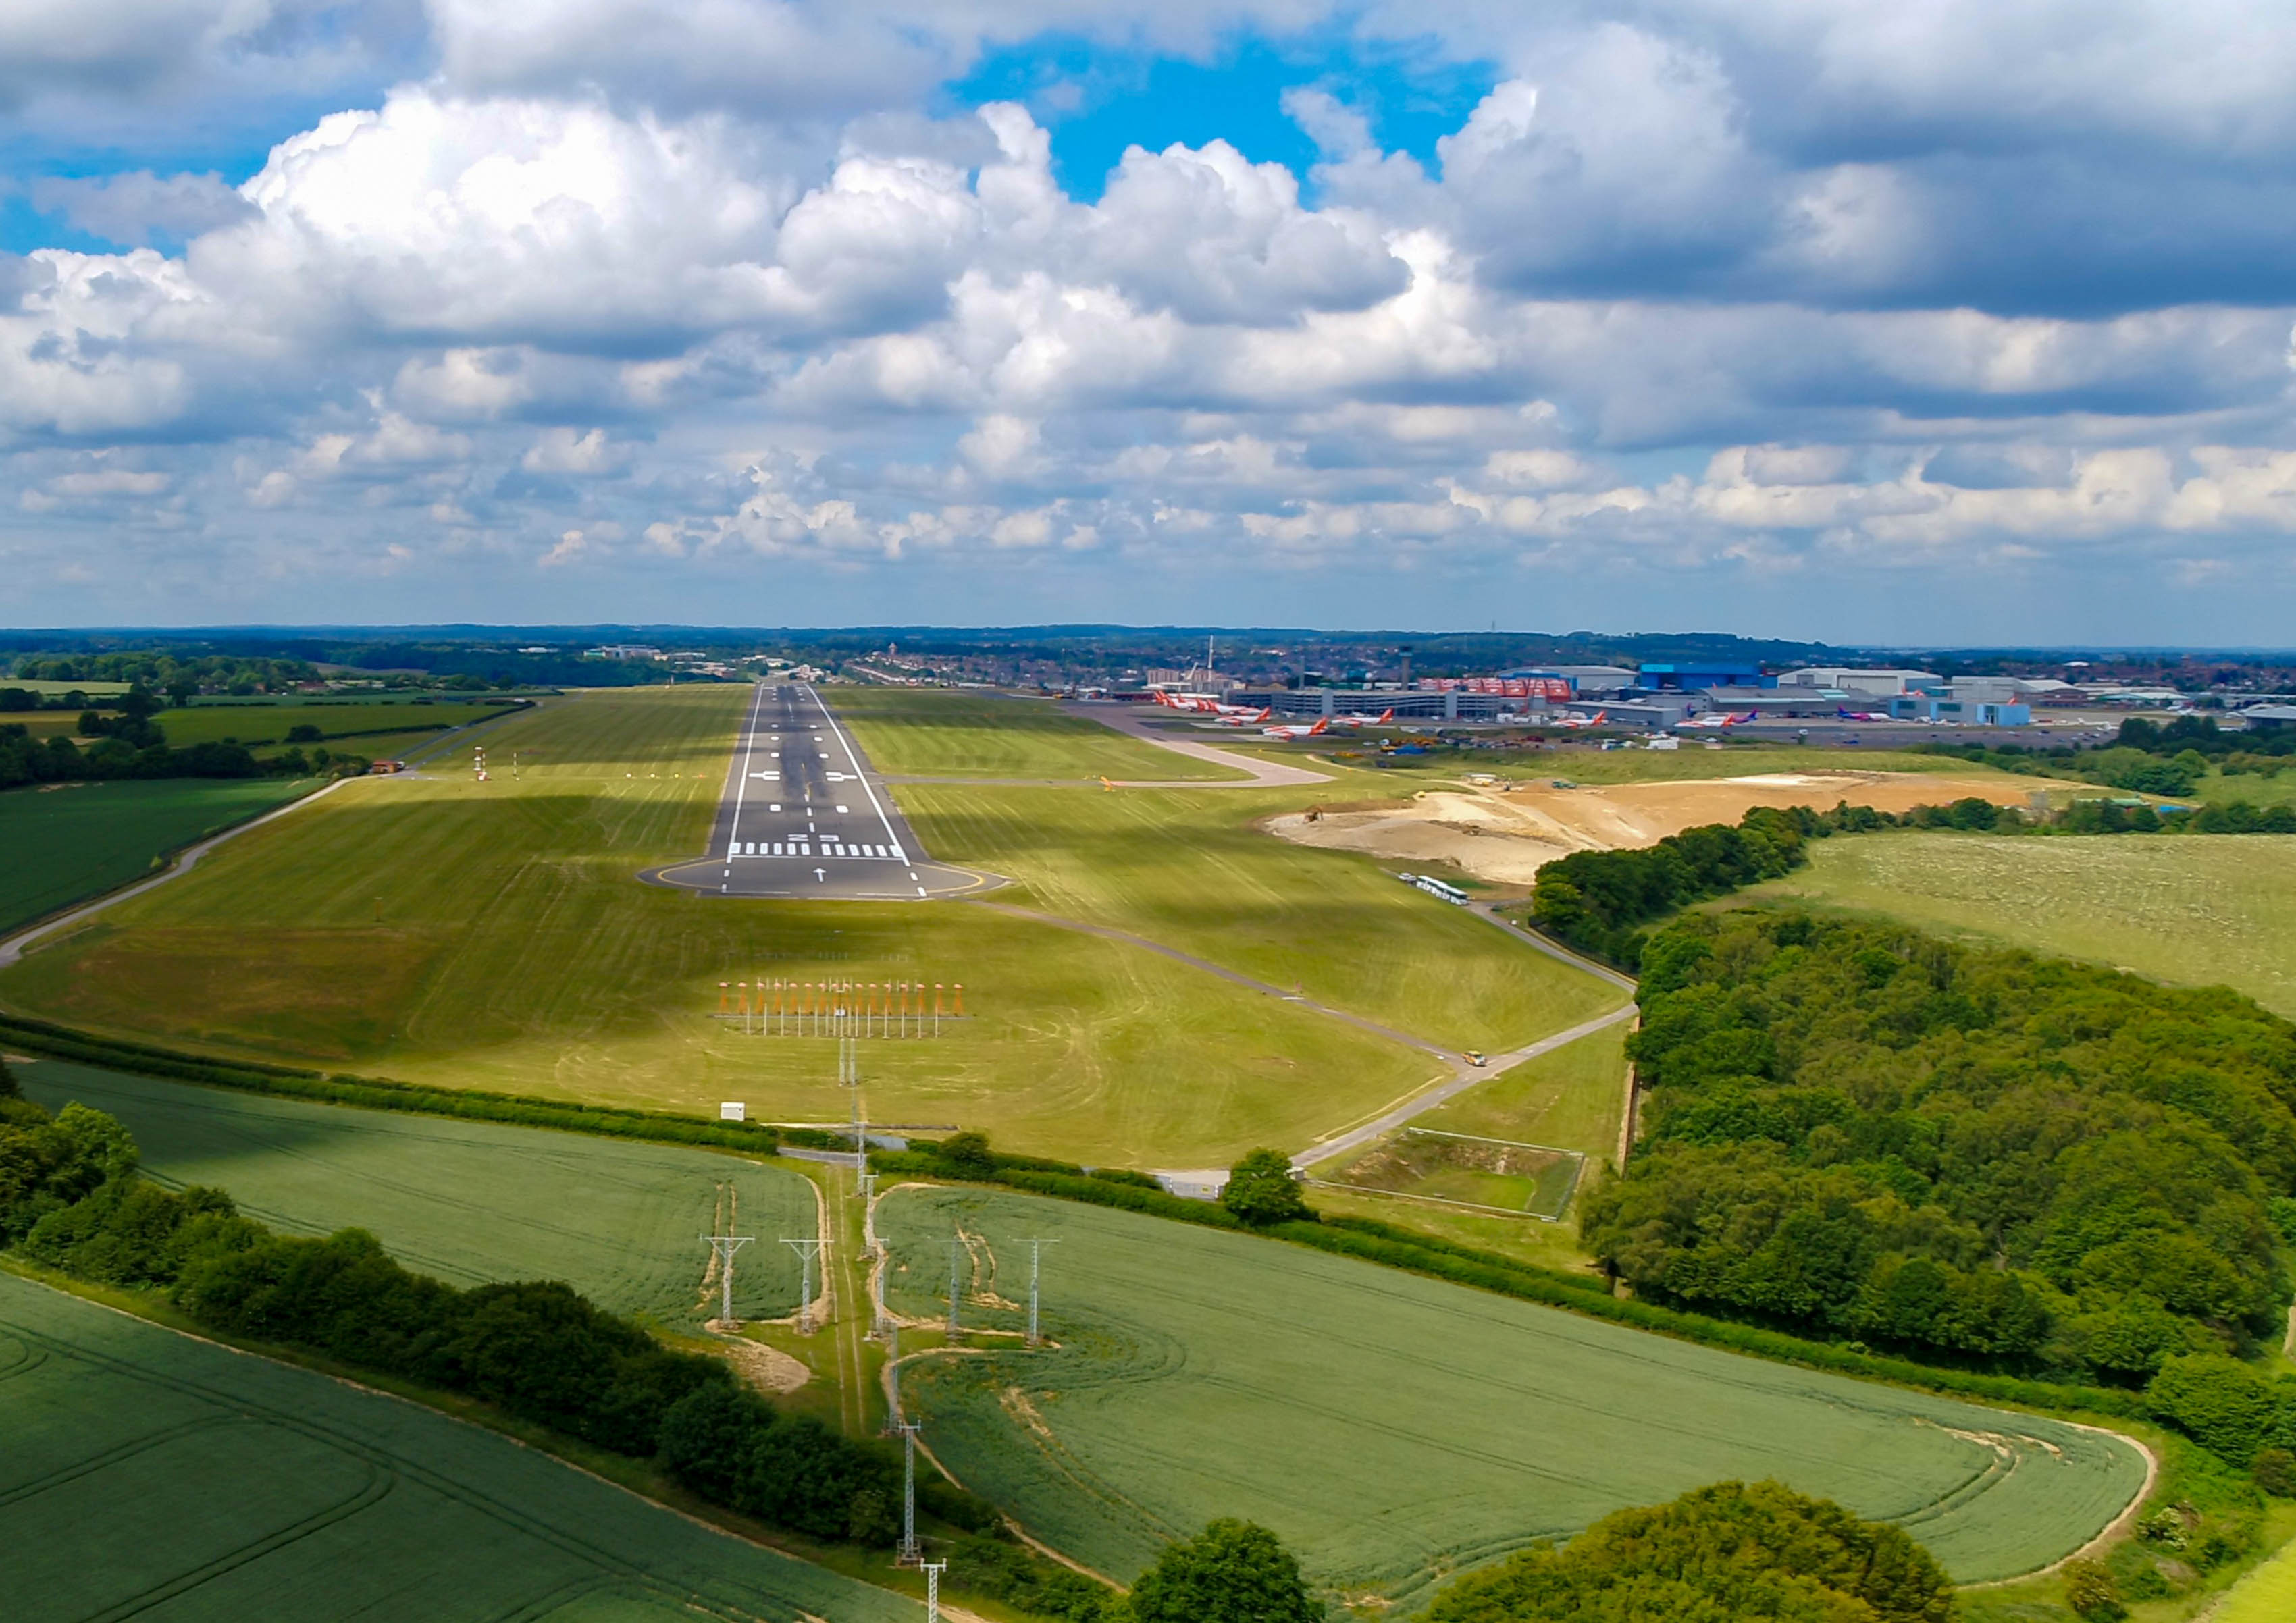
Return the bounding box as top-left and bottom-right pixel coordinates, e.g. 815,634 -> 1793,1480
0,1281 -> 837,1623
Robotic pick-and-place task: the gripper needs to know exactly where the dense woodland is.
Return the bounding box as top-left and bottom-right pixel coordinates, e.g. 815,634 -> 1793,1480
1424,1481 -> 1954,1623
1585,913 -> 2296,1381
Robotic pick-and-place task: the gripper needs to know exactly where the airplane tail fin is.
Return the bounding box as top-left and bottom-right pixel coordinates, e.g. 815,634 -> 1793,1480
1378,708 -> 1394,724
1309,717 -> 1330,736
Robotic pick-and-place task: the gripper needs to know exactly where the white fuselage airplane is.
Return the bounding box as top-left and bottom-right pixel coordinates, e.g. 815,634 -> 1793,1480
1679,710 -> 1758,730
1152,689 -> 1266,719
1544,710 -> 1608,730
1214,708 -> 1274,727
1334,708 -> 1397,729
1261,716 -> 1332,741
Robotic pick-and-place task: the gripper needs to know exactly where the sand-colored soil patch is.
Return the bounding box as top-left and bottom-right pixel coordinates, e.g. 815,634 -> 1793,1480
1268,772 -> 2065,887
719,1335 -> 812,1393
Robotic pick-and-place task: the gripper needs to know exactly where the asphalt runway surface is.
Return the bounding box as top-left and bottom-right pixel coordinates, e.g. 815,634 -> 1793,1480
645,684 -> 997,901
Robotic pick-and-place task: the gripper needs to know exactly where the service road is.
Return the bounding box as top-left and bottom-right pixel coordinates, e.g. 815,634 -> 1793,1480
644,684 -> 997,901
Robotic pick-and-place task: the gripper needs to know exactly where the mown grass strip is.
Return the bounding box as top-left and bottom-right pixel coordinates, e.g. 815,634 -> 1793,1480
0,1012 -> 847,1153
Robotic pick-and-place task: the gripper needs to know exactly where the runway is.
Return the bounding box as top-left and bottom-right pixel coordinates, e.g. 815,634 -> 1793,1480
644,683 -> 997,901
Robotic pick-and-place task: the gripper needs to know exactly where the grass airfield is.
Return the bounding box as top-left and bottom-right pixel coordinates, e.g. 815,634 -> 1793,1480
827,687 -> 1243,780
16,1058 -> 812,1323
0,1273 -> 910,1623
877,1186 -> 2146,1602
0,683 -> 1619,1166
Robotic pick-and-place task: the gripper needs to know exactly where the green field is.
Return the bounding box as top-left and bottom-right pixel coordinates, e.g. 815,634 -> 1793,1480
878,1187 -> 2145,1602
155,699 -> 513,748
1298,1026 -> 1629,1273
0,677 -> 130,696
0,776 -> 317,936
833,687 -> 1241,780
15,1059 -> 814,1322
0,1273 -> 908,1623
898,782 -> 1625,1054
1740,831 -> 2296,1018
0,686 -> 1463,1167
2220,1535 -> 2296,1623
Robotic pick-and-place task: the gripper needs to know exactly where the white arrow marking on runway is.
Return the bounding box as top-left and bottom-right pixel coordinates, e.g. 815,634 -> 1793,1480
814,868 -> 826,882
750,771 -> 779,780
824,772 -> 851,782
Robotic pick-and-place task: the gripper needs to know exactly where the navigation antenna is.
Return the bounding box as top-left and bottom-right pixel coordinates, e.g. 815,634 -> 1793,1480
895,1420 -> 922,1564
1023,1238 -> 1058,1347
780,1237 -> 825,1333
701,1231 -> 754,1325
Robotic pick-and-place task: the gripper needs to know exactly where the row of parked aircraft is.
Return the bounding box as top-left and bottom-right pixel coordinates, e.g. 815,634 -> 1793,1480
1151,689 -> 1634,739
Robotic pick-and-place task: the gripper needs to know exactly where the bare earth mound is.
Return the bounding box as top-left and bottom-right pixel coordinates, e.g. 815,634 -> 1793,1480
1268,771 -> 2057,886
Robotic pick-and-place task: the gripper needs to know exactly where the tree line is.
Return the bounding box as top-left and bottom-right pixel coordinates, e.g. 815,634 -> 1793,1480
0,1069 -> 899,1547
1585,911 -> 2295,1386
1529,791 -> 2296,970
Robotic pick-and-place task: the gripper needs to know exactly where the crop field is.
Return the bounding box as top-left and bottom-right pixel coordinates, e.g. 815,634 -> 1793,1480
1742,831 -> 2296,1018
0,687 -> 1446,1167
0,1274 -> 909,1623
16,1059 -> 812,1321
831,687 -> 1241,780
877,1188 -> 2144,1603
898,782 -> 1626,1054
155,699 -> 514,748
0,776 -> 316,937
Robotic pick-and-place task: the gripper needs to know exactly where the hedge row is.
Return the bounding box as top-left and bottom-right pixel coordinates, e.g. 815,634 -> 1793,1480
0,1013 -> 854,1154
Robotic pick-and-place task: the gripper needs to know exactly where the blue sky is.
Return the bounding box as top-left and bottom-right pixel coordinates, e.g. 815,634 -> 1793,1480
1,1 -> 2293,640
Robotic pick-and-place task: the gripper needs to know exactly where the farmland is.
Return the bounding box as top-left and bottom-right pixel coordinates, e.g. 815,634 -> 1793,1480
0,685 -> 1467,1167
1741,831 -> 2296,1018
16,1059 -> 812,1323
0,775 -> 317,936
154,699 -> 516,749
831,687 -> 1241,780
0,1273 -> 910,1623
877,1187 -> 2144,1601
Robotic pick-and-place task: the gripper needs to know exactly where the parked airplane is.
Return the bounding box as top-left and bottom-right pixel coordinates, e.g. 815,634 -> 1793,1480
1679,710 -> 1758,730
1545,710 -> 1609,730
1335,708 -> 1397,728
1261,717 -> 1332,741
1835,706 -> 1891,722
1152,689 -> 1266,718
1213,707 -> 1275,727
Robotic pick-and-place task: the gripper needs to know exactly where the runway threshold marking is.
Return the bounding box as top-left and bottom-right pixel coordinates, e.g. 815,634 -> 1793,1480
725,681 -> 771,860
806,686 -> 910,865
